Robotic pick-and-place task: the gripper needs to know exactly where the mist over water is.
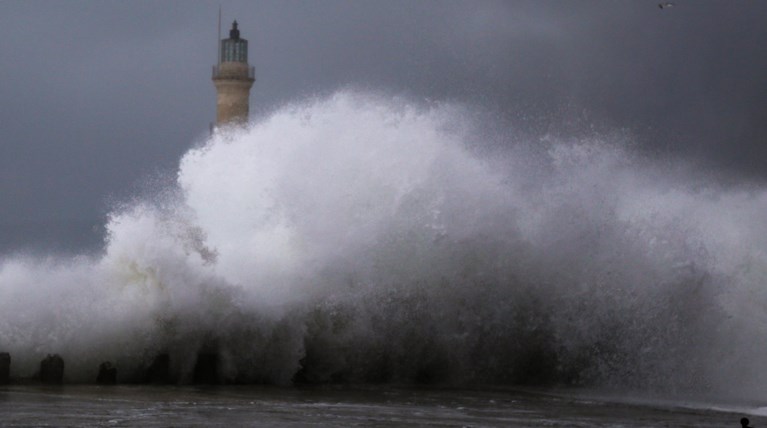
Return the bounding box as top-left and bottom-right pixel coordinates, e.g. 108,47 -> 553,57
1,91 -> 767,398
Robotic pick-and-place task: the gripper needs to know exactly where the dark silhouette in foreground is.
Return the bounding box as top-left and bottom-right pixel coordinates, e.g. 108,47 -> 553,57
741,417 -> 754,428
0,352 -> 9,384
97,361 -> 117,385
193,352 -> 218,384
40,354 -> 64,384
146,353 -> 172,384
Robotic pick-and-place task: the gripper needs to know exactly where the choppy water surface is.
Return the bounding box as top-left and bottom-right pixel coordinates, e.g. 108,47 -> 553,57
0,385 -> 759,427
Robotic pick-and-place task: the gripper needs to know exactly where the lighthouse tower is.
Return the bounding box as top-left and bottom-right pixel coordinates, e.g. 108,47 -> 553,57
212,21 -> 255,127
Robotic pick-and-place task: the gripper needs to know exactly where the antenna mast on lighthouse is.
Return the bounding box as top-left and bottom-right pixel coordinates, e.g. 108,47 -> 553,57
217,6 -> 221,66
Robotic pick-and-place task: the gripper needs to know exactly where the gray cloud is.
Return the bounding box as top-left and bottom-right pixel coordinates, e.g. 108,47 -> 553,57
1,0 -> 766,252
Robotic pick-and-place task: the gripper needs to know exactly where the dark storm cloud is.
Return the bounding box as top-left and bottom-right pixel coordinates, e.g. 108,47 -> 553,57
1,0 -> 766,252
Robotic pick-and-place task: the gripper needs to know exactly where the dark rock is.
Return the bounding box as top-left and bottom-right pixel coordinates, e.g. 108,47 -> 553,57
146,353 -> 171,384
40,354 -> 64,384
96,361 -> 117,385
193,352 -> 218,384
0,352 -> 9,385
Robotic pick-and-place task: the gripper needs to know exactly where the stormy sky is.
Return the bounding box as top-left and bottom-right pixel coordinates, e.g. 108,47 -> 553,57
1,0 -> 766,254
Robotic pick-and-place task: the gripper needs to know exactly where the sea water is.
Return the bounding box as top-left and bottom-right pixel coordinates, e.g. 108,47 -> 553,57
1,91 -> 767,424
0,385 -> 761,427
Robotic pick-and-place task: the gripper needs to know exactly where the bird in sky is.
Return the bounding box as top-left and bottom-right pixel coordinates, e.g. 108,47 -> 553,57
658,2 -> 675,9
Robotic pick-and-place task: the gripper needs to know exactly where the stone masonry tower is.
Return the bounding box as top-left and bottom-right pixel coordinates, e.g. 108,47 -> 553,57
212,21 -> 255,127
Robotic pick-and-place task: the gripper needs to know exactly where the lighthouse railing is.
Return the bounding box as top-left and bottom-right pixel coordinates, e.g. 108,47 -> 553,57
211,65 -> 256,80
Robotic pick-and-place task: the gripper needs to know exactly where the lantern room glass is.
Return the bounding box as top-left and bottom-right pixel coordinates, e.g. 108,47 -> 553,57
221,39 -> 248,63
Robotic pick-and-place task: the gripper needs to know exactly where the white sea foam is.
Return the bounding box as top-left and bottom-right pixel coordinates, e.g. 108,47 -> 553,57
1,91 -> 766,395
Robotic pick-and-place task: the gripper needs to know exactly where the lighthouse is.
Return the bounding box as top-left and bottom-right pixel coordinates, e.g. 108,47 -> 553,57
212,21 -> 255,127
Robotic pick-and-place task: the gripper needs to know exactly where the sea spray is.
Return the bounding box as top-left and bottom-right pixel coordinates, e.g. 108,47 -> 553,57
0,91 -> 766,396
